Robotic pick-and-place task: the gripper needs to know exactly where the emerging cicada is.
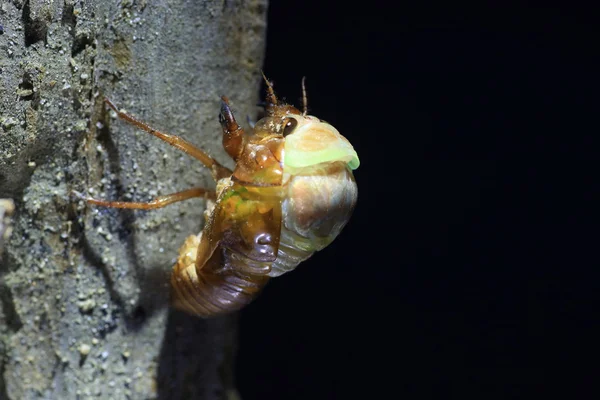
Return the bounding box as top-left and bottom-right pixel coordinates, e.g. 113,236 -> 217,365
79,76 -> 359,317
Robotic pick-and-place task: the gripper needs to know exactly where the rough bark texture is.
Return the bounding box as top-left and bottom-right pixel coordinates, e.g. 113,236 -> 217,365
0,1 -> 267,399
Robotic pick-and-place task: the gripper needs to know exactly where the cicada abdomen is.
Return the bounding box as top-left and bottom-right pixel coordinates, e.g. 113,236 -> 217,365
171,180 -> 282,316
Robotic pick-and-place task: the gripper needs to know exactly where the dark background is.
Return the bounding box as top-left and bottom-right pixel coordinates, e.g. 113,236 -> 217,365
236,2 -> 596,398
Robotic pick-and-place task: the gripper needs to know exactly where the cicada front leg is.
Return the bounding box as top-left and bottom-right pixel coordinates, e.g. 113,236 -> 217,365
104,98 -> 232,181
219,95 -> 246,162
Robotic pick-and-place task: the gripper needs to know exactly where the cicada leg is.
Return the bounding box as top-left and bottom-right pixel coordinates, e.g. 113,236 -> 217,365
219,96 -> 245,161
74,187 -> 215,210
104,98 -> 232,181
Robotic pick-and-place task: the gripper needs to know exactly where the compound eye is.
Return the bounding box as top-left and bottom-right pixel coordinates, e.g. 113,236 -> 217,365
282,118 -> 298,137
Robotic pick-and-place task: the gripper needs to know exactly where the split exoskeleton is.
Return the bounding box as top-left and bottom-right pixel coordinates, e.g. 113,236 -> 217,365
79,76 -> 360,317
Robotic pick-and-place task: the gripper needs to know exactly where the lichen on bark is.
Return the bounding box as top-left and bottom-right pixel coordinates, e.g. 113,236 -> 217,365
0,1 -> 267,399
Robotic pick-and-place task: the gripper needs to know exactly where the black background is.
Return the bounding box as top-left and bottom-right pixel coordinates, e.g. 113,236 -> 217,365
236,2 -> 596,399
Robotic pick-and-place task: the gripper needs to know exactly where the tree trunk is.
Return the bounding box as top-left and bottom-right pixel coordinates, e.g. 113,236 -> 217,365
0,1 -> 267,398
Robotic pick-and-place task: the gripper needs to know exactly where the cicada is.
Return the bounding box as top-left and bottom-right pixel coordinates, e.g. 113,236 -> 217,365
79,76 -> 359,317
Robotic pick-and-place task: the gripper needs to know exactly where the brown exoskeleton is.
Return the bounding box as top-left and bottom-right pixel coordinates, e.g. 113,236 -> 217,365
78,76 -> 359,317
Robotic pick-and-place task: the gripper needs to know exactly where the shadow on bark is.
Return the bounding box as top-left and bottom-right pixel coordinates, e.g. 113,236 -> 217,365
157,310 -> 239,400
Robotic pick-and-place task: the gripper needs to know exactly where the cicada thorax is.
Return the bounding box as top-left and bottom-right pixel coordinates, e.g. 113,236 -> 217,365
230,135 -> 285,186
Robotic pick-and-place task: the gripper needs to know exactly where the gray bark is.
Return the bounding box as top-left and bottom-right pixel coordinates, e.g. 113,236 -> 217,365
0,1 -> 267,399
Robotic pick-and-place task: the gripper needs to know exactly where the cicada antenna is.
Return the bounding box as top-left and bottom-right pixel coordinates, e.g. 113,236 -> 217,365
301,76 -> 308,116
261,71 -> 278,114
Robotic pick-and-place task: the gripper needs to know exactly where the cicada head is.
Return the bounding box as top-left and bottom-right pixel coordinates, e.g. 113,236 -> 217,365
249,112 -> 359,171
280,115 -> 359,175
259,74 -> 359,173
234,75 -> 360,185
